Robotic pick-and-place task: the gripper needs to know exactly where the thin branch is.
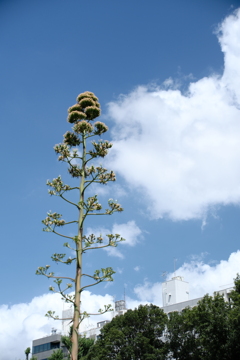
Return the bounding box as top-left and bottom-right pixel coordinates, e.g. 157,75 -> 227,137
53,230 -> 75,240
85,156 -> 95,164
84,179 -> 96,191
60,194 -> 79,208
81,273 -> 98,279
80,280 -> 102,291
64,186 -> 79,191
83,244 -> 113,251
44,274 -> 75,282
52,258 -> 76,264
47,314 -> 74,321
62,220 -> 78,225
86,213 -> 111,216
60,293 -> 75,304
83,311 -> 112,316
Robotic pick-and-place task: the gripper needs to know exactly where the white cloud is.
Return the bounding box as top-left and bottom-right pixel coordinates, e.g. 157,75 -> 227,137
90,183 -> 127,198
133,250 -> 240,307
106,9 -> 240,221
117,267 -> 124,274
134,281 -> 163,306
134,266 -> 140,271
86,220 -> 142,258
0,293 -> 63,360
0,291 -> 115,360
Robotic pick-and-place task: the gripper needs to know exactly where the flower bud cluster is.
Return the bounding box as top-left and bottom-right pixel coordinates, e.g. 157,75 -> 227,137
47,176 -> 71,195
54,143 -> 71,161
93,121 -> 108,135
63,131 -> 80,146
68,91 -> 101,123
83,233 -> 103,247
106,199 -> 124,214
87,195 -> 102,211
67,110 -> 87,123
93,267 -> 115,282
68,164 -> 83,178
84,165 -> 116,183
89,140 -> 113,158
36,266 -> 54,277
42,212 -> 65,230
51,253 -> 74,265
98,170 -> 116,183
45,310 -> 59,319
73,120 -> 93,134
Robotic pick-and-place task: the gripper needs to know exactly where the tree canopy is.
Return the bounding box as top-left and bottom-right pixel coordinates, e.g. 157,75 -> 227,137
85,275 -> 240,360
86,304 -> 168,360
166,274 -> 240,360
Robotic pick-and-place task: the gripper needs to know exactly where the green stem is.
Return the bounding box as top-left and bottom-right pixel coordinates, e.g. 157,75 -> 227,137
71,131 -> 86,360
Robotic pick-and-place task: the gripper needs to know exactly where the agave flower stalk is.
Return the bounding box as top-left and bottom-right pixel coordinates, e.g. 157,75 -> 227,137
36,92 -> 124,360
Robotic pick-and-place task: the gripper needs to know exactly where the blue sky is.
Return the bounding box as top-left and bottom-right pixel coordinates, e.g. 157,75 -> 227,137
1,0 -> 240,358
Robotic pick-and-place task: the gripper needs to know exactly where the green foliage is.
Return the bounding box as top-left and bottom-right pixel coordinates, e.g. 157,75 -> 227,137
62,332 -> 94,360
166,276 -> 240,360
25,347 -> 31,355
167,294 -> 230,360
48,349 -> 64,360
86,304 -> 168,360
84,276 -> 240,360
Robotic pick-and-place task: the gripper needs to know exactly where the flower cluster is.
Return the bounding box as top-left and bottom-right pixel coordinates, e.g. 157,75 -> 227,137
51,253 -> 74,265
98,170 -> 116,183
106,199 -> 124,214
89,140 -> 113,158
68,91 -> 101,123
94,121 -> 108,135
73,120 -> 93,134
67,110 -> 87,123
86,195 -> 102,211
47,176 -> 71,195
42,212 -> 65,231
36,265 -> 54,277
84,165 -> 116,183
68,164 -> 83,178
63,131 -> 80,146
83,234 -> 104,248
93,267 -> 115,282
54,143 -> 71,161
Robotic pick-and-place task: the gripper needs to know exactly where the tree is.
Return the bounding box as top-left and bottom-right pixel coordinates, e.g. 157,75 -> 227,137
25,347 -> 31,360
227,274 -> 240,358
86,304 -> 168,360
61,327 -> 94,360
48,349 -> 64,360
167,294 -> 231,360
36,92 -> 124,360
166,308 -> 198,360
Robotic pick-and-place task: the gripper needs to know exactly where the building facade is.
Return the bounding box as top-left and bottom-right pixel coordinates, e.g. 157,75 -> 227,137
32,329 -> 68,360
161,275 -> 233,314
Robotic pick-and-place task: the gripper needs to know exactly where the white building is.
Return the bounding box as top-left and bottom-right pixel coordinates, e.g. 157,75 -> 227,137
161,275 -> 233,314
162,276 -> 189,307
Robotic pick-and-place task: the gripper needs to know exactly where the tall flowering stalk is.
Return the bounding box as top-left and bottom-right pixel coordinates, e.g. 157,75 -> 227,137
36,92 -> 124,360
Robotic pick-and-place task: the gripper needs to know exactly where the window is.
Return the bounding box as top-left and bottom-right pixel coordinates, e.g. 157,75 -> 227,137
33,341 -> 60,354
